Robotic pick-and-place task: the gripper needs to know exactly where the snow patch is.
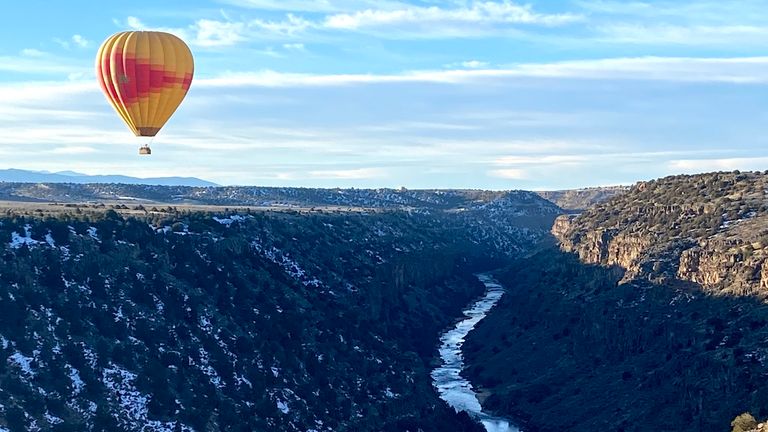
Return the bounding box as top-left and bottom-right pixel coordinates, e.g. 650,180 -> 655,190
67,364 -> 85,395
251,241 -> 323,288
213,214 -> 247,226
276,399 -> 290,414
8,352 -> 35,377
10,224 -> 39,248
103,364 -> 193,432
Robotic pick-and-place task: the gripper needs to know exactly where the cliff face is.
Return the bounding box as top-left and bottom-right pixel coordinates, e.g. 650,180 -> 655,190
675,222 -> 768,298
550,214 -> 574,240
553,214 -> 651,282
555,171 -> 768,296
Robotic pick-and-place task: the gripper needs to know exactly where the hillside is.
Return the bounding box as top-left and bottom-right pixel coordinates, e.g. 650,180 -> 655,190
536,185 -> 630,212
464,171 -> 768,431
0,183 -> 557,214
0,190 -> 559,431
0,184 -> 563,263
555,170 -> 768,292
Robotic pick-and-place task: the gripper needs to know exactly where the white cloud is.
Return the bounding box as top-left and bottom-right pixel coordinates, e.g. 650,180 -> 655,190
497,56 -> 768,82
307,167 -> 387,179
218,0 -> 409,13
49,146 -> 99,155
72,35 -> 90,48
195,56 -> 768,87
250,14 -> 314,37
488,168 -> 528,179
575,0 -> 768,46
20,49 -> 45,57
283,43 -> 306,51
324,2 -> 581,31
124,16 -> 193,42
461,60 -> 488,69
577,0 -> 768,22
126,16 -> 143,29
185,1 -> 583,43
55,34 -> 91,49
597,24 -> 768,45
193,19 -> 248,46
493,155 -> 588,165
123,14 -> 312,47
0,80 -> 94,102
5,54 -> 768,103
668,157 -> 768,173
0,59 -> 765,188
0,51 -> 89,75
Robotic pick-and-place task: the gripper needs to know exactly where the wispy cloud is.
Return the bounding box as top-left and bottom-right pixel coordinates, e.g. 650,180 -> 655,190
195,56 -> 768,87
49,146 -> 99,155
493,155 -> 589,165
72,35 -> 90,48
307,167 -> 387,179
669,157 -> 768,173
577,0 -> 767,22
596,24 -> 768,45
324,1 -> 581,37
53,34 -> 91,49
575,0 -> 768,46
6,55 -> 768,97
125,1 -> 580,46
0,80 -> 94,102
282,42 -> 306,51
122,14 -> 312,47
217,0 -> 409,13
488,168 -> 528,179
0,50 -> 88,75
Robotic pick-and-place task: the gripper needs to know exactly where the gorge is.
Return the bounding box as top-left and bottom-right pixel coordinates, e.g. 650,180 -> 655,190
0,173 -> 765,431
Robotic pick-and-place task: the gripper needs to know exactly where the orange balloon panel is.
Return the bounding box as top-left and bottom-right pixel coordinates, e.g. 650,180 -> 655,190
95,31 -> 194,137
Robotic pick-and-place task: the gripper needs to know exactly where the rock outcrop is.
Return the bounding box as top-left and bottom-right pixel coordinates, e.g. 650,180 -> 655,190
553,170 -> 768,295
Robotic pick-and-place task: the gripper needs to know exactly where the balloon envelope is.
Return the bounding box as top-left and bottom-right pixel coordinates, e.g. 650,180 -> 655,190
95,31 -> 194,137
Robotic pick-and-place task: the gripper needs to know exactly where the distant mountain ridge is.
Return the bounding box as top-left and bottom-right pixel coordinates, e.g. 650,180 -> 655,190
0,169 -> 218,187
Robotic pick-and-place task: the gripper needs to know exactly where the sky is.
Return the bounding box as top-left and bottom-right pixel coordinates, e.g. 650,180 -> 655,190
3,1 -> 768,190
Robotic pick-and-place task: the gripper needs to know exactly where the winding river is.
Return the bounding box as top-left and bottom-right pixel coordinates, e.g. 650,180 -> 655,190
431,273 -> 520,432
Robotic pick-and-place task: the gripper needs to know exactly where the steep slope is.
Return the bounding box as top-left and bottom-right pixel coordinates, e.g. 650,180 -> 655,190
464,171 -> 768,432
0,196 -> 557,432
0,185 -> 563,262
556,170 -> 768,291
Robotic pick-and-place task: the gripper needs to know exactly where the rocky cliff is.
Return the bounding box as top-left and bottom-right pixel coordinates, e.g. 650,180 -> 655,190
554,171 -> 768,293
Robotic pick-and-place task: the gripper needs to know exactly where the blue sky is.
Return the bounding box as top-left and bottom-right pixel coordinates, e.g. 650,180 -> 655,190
3,1 -> 768,189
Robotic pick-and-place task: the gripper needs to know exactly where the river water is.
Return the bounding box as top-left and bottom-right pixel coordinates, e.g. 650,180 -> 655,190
431,273 -> 520,432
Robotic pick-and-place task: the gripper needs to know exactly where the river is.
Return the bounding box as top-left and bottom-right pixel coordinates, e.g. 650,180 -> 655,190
431,273 -> 520,432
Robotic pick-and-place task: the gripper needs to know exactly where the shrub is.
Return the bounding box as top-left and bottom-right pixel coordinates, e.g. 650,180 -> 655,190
731,412 -> 757,432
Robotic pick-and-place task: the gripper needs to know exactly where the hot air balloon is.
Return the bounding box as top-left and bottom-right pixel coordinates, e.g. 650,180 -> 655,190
95,31 -> 194,155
